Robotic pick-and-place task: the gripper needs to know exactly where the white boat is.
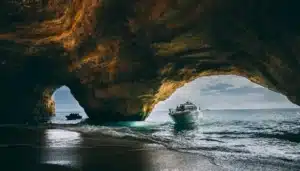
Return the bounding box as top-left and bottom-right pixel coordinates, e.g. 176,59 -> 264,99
168,101 -> 201,124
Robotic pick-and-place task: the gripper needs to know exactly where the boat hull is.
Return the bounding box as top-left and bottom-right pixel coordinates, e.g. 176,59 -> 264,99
169,110 -> 200,125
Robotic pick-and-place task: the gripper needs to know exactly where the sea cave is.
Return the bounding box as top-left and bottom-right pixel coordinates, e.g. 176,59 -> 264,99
1,0 -> 300,124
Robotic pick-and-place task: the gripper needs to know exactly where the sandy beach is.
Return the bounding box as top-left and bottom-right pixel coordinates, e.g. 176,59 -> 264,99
1,125 -> 299,171
0,127 -> 222,171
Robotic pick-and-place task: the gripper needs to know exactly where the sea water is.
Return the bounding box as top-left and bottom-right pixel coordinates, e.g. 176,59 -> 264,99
1,108 -> 300,171
63,108 -> 300,170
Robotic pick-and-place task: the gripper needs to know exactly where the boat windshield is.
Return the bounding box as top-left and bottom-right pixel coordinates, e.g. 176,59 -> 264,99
184,105 -> 197,110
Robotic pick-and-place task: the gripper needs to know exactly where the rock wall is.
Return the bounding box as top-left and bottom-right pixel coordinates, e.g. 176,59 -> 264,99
0,0 -> 300,123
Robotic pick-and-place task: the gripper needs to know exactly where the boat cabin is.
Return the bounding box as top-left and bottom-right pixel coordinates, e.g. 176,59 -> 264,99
175,102 -> 197,111
169,101 -> 199,114
184,105 -> 197,110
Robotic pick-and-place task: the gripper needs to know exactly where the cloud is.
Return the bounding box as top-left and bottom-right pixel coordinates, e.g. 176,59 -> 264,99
221,87 -> 265,95
201,83 -> 234,92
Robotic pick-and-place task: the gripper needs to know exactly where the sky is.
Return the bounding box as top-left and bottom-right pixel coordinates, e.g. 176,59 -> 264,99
53,75 -> 300,113
53,86 -> 84,113
153,75 -> 300,111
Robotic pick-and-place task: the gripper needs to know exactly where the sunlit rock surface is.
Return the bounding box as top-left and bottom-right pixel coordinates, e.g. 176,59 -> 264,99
0,0 -> 300,123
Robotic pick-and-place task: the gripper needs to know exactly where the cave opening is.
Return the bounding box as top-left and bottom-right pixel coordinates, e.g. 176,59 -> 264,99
147,75 -> 300,122
51,85 -> 88,123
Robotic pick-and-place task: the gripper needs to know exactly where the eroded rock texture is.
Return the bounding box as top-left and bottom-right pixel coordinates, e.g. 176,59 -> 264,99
0,0 -> 300,123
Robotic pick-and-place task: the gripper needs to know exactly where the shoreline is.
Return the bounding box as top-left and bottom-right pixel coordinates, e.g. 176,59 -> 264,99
1,123 -> 300,170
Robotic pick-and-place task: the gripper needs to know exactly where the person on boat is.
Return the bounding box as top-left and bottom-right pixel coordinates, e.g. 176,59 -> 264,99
180,104 -> 185,111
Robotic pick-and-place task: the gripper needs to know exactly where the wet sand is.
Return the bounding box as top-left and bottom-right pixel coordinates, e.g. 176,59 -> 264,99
2,147 -> 222,171
0,126 -> 299,171
0,127 -> 222,171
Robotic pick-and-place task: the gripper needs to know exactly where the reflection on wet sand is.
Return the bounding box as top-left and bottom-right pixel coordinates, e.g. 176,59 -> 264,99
42,129 -> 150,170
0,126 -> 222,171
41,129 -> 82,167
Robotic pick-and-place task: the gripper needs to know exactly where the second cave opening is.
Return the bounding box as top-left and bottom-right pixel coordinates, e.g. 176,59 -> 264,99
51,85 -> 88,124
